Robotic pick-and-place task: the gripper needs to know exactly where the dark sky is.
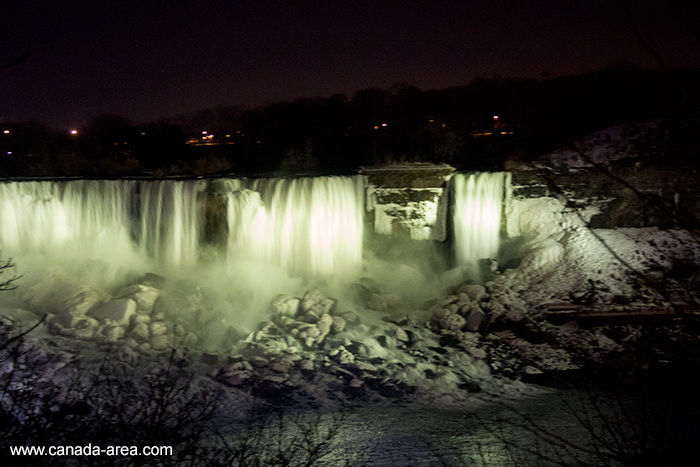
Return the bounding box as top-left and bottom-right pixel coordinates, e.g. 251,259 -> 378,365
2,0 -> 699,129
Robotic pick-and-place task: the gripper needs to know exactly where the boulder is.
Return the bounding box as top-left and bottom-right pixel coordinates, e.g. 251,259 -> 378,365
149,321 -> 167,336
456,284 -> 488,302
330,315 -> 346,333
115,284 -> 161,312
131,322 -> 150,342
271,295 -> 300,318
91,299 -> 136,326
150,334 -> 170,351
300,290 -> 336,319
465,308 -> 486,332
432,308 -> 466,332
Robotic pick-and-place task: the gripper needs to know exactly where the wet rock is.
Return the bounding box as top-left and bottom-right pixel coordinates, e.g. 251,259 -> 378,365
457,284 -> 488,302
150,334 -> 170,351
149,321 -> 167,336
99,324 -> 125,343
465,308 -> 486,332
115,285 -> 161,312
432,308 -> 466,332
271,295 -> 300,318
73,317 -> 99,339
223,371 -> 251,387
61,285 -> 108,316
329,345 -> 355,365
385,313 -> 410,326
395,327 -> 410,343
346,378 -> 365,397
131,323 -> 151,342
250,356 -> 270,368
298,359 -> 315,373
331,315 -> 346,333
300,290 -> 336,319
271,358 -> 294,373
91,299 -> 136,326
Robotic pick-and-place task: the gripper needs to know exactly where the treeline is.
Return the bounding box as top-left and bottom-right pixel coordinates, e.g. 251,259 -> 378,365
2,64 -> 699,177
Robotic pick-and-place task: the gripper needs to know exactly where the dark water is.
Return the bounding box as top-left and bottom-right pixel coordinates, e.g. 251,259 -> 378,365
317,384 -> 700,466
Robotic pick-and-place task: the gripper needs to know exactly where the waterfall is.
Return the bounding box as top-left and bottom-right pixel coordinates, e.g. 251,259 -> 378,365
0,180 -> 136,257
228,176 -> 364,278
0,176 -> 364,279
452,172 -> 510,268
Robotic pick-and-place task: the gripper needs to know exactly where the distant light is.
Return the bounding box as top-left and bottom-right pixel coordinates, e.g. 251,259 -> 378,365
225,134 -> 231,138
442,123 -> 446,128
3,130 -> 9,134
374,125 -> 379,130
70,129 -> 78,135
141,132 -> 146,136
202,131 -> 208,135
6,151 -> 11,155
381,123 -> 387,127
493,115 -> 499,120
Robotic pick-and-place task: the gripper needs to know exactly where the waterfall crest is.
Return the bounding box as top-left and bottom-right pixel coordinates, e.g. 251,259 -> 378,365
452,172 -> 510,268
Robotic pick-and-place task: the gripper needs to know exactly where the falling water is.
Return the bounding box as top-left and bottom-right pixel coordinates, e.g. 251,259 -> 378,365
225,176 -> 364,278
452,172 -> 510,268
0,176 -> 364,279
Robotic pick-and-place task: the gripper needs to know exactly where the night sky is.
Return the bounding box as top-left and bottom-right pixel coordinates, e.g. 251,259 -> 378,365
2,0 -> 699,130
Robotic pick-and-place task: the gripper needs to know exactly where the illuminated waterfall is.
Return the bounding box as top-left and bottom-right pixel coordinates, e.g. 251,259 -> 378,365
227,176 -> 364,278
138,180 -> 207,268
0,176 -> 364,279
452,172 -> 510,268
0,180 -> 136,256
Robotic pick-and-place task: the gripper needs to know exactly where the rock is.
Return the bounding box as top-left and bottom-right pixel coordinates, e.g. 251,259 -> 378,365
317,314 -> 332,335
465,308 -> 486,332
300,290 -> 336,319
223,371 -> 251,387
271,358 -> 293,373
73,317 -> 99,339
250,356 -> 270,368
457,284 -> 488,302
271,295 -> 300,318
330,316 -> 346,333
149,321 -> 167,336
432,308 -> 466,332
150,334 -> 170,351
439,295 -> 459,308
298,359 -> 315,372
347,361 -> 378,374
131,322 -> 150,342
61,285 -> 108,316
346,378 -> 365,397
116,285 -> 161,312
201,352 -> 220,365
100,324 -> 125,343
329,345 -> 355,365
385,313 -> 410,326
91,299 -> 136,326
395,328 -> 410,343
